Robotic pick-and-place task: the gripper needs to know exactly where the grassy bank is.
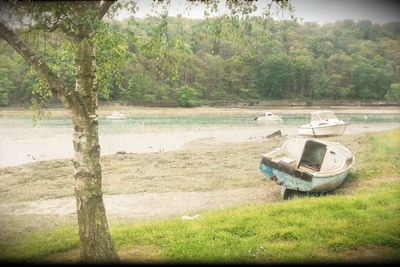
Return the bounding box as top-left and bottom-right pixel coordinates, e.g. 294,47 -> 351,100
0,130 -> 399,263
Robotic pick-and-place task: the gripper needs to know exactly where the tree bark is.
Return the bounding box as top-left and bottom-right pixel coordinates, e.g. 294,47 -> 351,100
70,107 -> 118,263
1,2 -> 119,262
70,11 -> 119,262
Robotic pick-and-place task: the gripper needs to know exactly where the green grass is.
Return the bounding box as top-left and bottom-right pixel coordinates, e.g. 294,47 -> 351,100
0,225 -> 79,262
0,130 -> 399,263
352,130 -> 400,180
110,184 -> 400,263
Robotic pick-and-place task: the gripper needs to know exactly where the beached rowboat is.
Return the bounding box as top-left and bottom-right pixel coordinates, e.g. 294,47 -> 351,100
259,138 -> 355,199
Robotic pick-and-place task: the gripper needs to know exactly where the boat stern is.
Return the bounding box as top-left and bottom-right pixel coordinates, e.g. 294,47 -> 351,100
259,158 -> 314,191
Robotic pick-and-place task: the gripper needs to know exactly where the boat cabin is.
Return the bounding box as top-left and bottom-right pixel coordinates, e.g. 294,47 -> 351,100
311,111 -> 338,122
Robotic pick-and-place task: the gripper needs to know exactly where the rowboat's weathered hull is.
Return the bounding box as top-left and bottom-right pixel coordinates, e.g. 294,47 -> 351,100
259,161 -> 350,192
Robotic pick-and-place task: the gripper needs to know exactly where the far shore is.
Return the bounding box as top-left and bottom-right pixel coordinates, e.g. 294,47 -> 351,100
0,105 -> 399,118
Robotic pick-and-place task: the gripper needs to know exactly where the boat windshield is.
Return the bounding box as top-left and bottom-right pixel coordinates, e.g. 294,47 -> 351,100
298,140 -> 327,172
311,111 -> 337,122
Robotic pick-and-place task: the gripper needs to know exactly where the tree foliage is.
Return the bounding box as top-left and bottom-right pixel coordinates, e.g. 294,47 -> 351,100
2,17 -> 400,106
385,83 -> 400,101
176,85 -> 201,107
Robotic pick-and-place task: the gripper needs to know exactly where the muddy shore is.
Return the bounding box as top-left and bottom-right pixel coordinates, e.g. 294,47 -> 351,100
0,131 -> 387,242
0,106 -> 399,242
1,106 -> 399,168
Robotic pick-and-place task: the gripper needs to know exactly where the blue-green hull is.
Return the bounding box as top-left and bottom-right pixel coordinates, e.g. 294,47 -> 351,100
259,160 -> 350,193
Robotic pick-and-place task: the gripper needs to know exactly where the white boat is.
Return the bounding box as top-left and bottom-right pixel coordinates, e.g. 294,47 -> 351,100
106,111 -> 125,120
259,138 -> 355,199
298,110 -> 347,137
255,112 -> 283,122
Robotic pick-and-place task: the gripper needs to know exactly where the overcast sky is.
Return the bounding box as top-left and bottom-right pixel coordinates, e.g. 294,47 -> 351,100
292,0 -> 400,24
117,0 -> 400,24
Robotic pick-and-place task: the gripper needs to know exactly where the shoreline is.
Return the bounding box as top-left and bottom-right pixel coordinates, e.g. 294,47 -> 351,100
0,105 -> 399,118
0,106 -> 399,168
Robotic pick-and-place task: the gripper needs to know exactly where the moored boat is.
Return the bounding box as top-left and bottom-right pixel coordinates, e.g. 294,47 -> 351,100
298,110 -> 347,137
259,138 -> 354,199
255,112 -> 283,122
106,111 -> 125,120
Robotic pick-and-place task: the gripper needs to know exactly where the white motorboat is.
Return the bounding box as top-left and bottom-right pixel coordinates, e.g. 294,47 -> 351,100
106,111 -> 125,120
255,112 -> 283,122
298,110 -> 347,137
259,138 -> 355,199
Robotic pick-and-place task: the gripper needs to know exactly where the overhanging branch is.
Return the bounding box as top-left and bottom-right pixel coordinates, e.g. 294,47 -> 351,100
98,0 -> 116,20
0,21 -> 72,106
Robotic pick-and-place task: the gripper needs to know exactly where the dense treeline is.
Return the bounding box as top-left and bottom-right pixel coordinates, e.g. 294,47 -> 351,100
1,17 -> 400,107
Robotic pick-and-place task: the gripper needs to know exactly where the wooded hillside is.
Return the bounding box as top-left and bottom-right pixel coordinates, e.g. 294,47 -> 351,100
1,17 -> 399,107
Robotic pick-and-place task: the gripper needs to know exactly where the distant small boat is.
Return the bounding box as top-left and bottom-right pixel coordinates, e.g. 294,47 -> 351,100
298,110 -> 347,137
255,112 -> 283,122
259,138 -> 354,199
106,111 -> 125,120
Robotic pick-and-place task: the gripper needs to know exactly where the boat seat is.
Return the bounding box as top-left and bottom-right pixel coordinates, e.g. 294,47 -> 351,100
277,156 -> 296,165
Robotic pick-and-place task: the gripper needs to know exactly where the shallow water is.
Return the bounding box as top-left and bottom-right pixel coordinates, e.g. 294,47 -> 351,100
0,113 -> 399,168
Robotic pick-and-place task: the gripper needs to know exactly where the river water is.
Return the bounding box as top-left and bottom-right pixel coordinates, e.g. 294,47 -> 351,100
0,113 -> 399,168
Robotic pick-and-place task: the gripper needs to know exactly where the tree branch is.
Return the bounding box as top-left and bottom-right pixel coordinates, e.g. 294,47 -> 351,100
98,0 -> 116,20
0,21 -> 72,107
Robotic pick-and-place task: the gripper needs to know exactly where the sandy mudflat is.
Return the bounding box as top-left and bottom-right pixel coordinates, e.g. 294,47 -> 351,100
1,106 -> 399,167
0,106 -> 399,241
4,123 -> 399,168
0,128 -> 395,241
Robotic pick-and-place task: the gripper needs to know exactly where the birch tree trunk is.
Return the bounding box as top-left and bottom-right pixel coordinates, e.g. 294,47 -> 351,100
70,108 -> 118,262
69,14 -> 119,262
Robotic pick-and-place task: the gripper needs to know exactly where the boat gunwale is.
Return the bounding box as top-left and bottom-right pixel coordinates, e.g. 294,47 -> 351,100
261,138 -> 355,178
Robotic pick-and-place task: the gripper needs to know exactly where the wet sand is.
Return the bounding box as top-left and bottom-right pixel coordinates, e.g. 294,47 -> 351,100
1,123 -> 399,168
0,106 -> 399,168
